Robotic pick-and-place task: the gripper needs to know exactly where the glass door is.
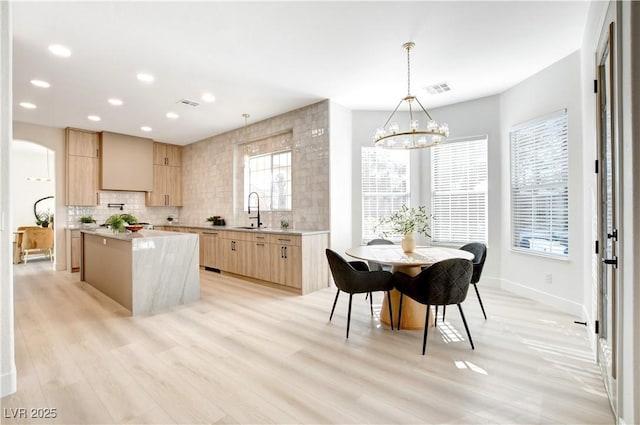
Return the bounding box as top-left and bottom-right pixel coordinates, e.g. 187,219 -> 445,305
596,20 -> 618,411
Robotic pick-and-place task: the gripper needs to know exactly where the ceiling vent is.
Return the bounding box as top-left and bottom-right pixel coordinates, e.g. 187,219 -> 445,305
424,82 -> 451,95
178,98 -> 200,107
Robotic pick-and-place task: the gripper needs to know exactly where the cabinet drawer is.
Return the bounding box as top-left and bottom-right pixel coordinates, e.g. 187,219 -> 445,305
222,230 -> 252,241
268,234 -> 301,246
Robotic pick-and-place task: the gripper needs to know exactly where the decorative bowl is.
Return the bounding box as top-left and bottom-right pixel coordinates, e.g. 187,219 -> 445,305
126,225 -> 144,233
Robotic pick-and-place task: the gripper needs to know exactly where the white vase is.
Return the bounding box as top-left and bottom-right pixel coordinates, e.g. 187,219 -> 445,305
401,232 -> 416,253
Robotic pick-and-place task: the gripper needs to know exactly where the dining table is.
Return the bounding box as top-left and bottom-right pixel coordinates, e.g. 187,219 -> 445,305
345,245 -> 474,330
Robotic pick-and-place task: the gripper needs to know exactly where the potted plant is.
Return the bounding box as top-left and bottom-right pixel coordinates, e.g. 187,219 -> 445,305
377,205 -> 431,253
119,213 -> 138,225
79,215 -> 96,227
36,210 -> 54,228
105,214 -> 130,233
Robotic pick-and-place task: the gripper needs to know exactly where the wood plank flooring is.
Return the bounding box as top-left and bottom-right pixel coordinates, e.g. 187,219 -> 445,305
1,260 -> 614,424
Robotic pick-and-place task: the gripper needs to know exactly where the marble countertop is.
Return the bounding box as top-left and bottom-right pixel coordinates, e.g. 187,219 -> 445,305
81,228 -> 194,241
159,224 -> 329,236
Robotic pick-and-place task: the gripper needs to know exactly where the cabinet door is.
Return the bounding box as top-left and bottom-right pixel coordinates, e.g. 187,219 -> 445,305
70,231 -> 81,272
67,155 -> 99,206
153,143 -> 167,165
166,166 -> 182,206
248,242 -> 271,281
222,239 -> 248,275
270,244 -> 302,288
166,145 -> 182,166
146,165 -> 167,206
202,232 -> 222,269
67,129 -> 99,157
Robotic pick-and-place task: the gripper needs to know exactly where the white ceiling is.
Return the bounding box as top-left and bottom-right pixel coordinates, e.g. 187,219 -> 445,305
12,1 -> 590,145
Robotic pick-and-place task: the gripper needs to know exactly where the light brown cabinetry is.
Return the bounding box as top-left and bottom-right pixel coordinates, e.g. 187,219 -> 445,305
147,142 -> 182,206
66,229 -> 82,272
201,231 -> 223,270
269,235 -> 302,289
247,233 -> 271,281
221,232 -> 250,276
66,128 -> 99,206
100,132 -> 154,191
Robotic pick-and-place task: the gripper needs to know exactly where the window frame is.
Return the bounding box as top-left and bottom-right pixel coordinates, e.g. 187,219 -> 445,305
244,149 -> 292,212
509,109 -> 569,259
361,146 -> 411,243
430,135 -> 488,246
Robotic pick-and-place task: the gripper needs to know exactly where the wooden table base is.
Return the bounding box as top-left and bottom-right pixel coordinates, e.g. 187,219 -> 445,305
379,264 -> 434,330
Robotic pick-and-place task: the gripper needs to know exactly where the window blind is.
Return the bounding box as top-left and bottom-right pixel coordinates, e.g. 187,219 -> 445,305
361,147 -> 410,242
431,137 -> 488,244
510,110 -> 568,257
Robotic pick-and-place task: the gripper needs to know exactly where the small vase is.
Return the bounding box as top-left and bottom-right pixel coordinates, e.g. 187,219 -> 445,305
401,232 -> 416,253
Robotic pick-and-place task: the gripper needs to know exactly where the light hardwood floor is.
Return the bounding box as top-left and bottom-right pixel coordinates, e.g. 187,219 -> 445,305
2,260 -> 614,424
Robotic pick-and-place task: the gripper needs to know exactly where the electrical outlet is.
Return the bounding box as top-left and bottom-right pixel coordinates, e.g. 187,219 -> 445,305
545,273 -> 553,284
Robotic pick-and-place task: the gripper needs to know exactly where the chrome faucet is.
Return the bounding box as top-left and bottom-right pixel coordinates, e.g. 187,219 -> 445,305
248,192 -> 262,228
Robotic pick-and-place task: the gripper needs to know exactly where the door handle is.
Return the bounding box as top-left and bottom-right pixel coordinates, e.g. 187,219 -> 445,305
602,256 -> 618,268
607,229 -> 618,240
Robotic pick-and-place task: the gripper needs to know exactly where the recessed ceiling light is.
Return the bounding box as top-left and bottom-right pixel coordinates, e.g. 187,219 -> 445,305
108,98 -> 123,106
19,102 -> 37,109
30,79 -> 50,88
166,112 -> 179,119
140,126 -> 152,132
48,44 -> 71,58
201,92 -> 216,103
88,115 -> 101,122
137,73 -> 154,83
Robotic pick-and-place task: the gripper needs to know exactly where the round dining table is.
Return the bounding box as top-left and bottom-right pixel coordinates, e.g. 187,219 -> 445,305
345,245 -> 474,330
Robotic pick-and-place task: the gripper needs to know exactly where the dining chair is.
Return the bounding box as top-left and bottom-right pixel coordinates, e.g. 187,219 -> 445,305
21,227 -> 54,263
460,242 -> 488,319
325,249 -> 394,338
366,238 -> 394,272
394,258 -> 474,354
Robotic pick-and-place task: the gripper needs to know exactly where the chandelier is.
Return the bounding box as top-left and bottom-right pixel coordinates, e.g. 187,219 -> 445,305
374,42 -> 449,149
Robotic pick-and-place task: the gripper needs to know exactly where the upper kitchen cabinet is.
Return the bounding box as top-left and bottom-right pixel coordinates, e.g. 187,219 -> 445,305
66,128 -> 100,206
100,132 -> 154,191
146,142 -> 182,206
153,142 -> 182,166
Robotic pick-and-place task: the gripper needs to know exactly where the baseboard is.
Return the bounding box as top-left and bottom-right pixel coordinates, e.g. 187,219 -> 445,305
1,366 -> 16,398
497,278 -> 584,317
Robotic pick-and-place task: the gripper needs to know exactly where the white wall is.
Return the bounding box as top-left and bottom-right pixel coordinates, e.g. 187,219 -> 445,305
0,0 -> 16,398
328,101 -> 353,254
499,51 -> 585,316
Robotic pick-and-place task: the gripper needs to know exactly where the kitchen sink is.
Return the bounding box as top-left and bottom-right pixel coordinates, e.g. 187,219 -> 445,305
234,226 -> 263,230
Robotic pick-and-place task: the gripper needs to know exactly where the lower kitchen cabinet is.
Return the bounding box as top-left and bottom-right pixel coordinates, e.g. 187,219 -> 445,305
67,229 -> 82,272
201,231 -> 223,270
270,243 -> 302,288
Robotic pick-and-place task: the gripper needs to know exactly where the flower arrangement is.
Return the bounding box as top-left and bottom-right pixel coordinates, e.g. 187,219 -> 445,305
377,205 -> 431,237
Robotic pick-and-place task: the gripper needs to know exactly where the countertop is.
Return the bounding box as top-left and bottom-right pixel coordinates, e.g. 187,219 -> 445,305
159,223 -> 329,236
80,228 -> 195,241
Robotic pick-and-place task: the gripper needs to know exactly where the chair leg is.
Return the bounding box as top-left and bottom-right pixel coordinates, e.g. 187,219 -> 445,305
346,294 -> 353,339
386,291 -> 394,330
397,293 -> 404,330
457,304 -> 475,350
369,292 -> 374,316
329,289 -> 340,321
473,283 -> 487,319
422,304 -> 431,355
443,305 -> 447,322
435,305 -> 438,327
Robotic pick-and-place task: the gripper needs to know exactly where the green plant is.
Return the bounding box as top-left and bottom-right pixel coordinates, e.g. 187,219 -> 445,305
105,214 -> 126,233
206,216 -> 215,222
79,215 -> 95,224
119,213 -> 138,224
376,205 -> 431,237
36,209 -> 53,226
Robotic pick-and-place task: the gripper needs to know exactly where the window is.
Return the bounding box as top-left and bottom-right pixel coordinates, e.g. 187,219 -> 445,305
361,147 -> 410,242
510,110 -> 568,257
431,136 -> 488,244
246,151 -> 292,211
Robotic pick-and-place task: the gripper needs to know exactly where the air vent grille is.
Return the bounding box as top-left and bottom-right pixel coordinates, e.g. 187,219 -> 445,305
178,98 -> 200,107
424,82 -> 451,95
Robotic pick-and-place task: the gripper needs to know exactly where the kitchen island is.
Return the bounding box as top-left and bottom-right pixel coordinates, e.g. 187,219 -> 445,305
80,229 -> 200,315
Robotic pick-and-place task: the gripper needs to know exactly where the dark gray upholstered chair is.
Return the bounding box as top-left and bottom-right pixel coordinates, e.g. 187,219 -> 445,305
394,258 -> 474,354
326,249 -> 394,338
460,242 -> 488,319
366,238 -> 394,272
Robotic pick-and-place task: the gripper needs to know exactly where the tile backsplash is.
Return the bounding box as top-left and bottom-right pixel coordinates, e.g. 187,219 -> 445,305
66,191 -> 180,226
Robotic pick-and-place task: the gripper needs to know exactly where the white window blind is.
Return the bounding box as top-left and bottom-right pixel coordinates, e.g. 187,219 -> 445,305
431,137 -> 488,244
246,150 -> 292,211
510,110 -> 568,257
361,147 -> 410,242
